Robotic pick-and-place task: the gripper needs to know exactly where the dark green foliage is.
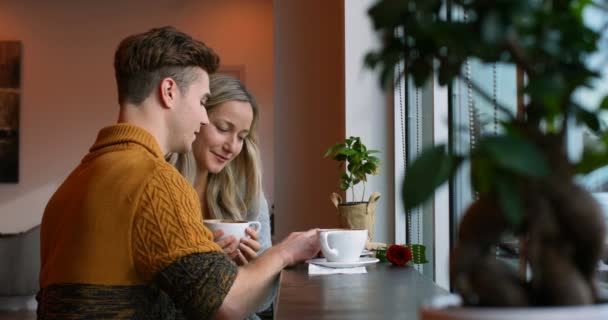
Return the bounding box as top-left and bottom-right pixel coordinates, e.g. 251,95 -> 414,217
366,0 -> 608,227
402,144 -> 463,210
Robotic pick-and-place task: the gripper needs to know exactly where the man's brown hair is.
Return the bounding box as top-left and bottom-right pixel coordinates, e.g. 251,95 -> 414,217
114,26 -> 220,105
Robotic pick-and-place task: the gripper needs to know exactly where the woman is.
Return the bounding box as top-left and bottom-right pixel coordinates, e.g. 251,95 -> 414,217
168,74 -> 274,318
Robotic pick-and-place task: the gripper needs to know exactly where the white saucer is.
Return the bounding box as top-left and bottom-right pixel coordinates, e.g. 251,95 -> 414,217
360,249 -> 374,257
306,257 -> 379,268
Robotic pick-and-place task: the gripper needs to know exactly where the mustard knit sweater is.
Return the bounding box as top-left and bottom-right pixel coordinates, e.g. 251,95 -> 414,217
37,124 -> 237,319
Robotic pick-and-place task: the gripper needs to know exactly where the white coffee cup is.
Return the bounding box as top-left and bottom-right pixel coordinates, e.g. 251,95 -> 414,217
203,219 -> 261,241
320,229 -> 368,262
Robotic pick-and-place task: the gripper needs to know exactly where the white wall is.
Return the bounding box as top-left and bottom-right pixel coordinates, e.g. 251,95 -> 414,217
344,0 -> 395,245
0,0 -> 274,233
272,0 -> 395,243
274,0 -> 345,240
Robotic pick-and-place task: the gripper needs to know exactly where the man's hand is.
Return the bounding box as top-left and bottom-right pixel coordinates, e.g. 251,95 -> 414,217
275,229 -> 320,266
212,228 -> 320,319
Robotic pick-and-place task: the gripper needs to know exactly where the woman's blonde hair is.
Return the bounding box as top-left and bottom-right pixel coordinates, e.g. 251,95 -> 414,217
167,74 -> 262,220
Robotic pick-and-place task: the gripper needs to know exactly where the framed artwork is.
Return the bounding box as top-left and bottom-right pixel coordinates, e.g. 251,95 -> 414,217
217,65 -> 246,83
0,41 -> 21,183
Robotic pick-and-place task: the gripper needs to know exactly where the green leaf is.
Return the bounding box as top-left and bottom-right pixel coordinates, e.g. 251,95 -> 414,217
470,155 -> 495,194
575,146 -> 608,174
324,143 -> 345,158
478,135 -> 550,178
362,162 -> 378,175
571,0 -> 593,20
403,144 -> 462,210
375,248 -> 388,262
368,156 -> 381,164
339,173 -> 351,191
495,176 -> 523,228
347,162 -> 358,174
523,75 -> 566,119
367,0 -> 409,29
353,139 -> 363,153
339,148 -> 358,156
333,154 -> 347,161
599,96 -> 608,111
575,106 -> 600,132
368,149 -> 381,154
340,180 -> 350,191
355,173 -> 367,182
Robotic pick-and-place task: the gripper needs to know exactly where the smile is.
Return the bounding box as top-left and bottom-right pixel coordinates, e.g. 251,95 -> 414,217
212,152 -> 230,162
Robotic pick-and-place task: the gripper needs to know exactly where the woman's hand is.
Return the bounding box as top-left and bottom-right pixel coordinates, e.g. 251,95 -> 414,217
234,227 -> 262,266
212,229 -> 240,259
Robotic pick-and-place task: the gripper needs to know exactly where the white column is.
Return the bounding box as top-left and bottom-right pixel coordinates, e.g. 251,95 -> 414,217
432,74 -> 450,290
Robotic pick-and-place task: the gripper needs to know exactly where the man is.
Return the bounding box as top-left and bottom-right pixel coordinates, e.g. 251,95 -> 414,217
37,26 -> 320,319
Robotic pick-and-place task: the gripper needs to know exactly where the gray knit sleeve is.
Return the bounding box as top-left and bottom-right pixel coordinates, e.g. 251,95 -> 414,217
255,194 -> 272,254
246,193 -> 277,314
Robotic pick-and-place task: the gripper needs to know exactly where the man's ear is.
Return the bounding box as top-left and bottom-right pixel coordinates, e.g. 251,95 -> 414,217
159,77 -> 179,109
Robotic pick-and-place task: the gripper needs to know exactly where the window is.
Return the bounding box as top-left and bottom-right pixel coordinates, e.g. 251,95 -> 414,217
395,2 -> 608,290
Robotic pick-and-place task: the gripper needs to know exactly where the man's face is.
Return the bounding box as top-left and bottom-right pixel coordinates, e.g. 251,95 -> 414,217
170,68 -> 210,154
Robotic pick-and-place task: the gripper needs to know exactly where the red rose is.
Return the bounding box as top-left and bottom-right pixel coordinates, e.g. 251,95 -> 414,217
386,244 -> 413,266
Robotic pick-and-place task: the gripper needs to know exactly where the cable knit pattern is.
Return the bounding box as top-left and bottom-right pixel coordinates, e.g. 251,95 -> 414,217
133,166 -> 222,281
39,123 -> 234,319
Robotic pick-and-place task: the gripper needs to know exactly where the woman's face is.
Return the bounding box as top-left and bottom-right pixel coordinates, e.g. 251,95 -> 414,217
192,100 -> 254,173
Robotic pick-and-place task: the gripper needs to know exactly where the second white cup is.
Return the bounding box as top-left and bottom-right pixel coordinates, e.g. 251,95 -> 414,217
320,229 -> 367,263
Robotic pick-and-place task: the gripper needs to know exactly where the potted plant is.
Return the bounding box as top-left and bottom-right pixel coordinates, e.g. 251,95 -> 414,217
324,136 -> 382,247
365,0 -> 608,318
